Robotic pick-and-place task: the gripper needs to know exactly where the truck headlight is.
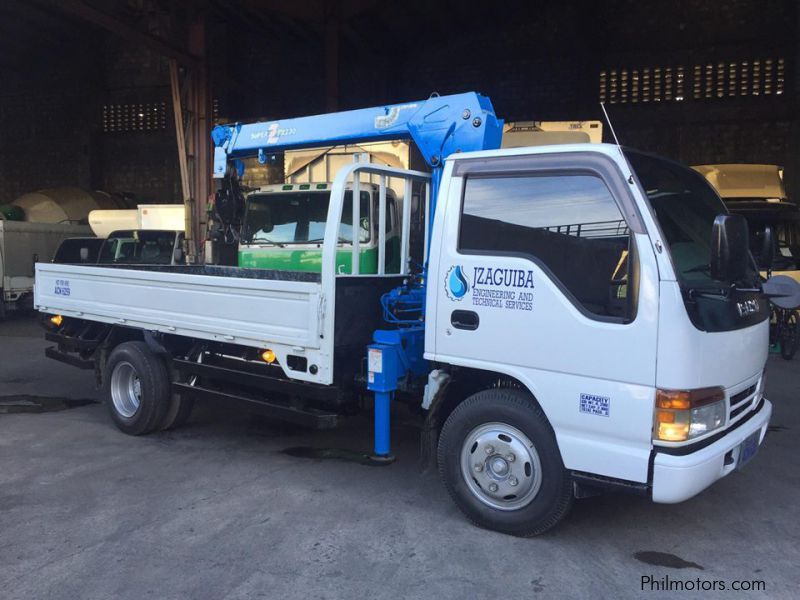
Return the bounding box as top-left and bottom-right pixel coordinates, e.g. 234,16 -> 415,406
654,387 -> 726,442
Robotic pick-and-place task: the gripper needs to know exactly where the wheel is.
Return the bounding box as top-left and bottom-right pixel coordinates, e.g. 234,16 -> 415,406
160,393 -> 194,430
104,341 -> 170,435
780,310 -> 798,360
437,388 -> 573,537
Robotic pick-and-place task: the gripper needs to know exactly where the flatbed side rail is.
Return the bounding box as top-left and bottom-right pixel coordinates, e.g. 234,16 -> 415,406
34,262 -> 335,383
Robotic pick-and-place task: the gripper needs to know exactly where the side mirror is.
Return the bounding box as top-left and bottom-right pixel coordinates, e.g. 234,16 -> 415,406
711,214 -> 750,283
79,247 -> 89,262
760,225 -> 774,271
173,247 -> 184,264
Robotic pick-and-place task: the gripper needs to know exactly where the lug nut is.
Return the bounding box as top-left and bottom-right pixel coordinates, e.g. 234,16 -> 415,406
485,445 -> 494,455
474,463 -> 483,472
509,476 -> 518,487
506,453 -> 515,462
488,483 -> 498,492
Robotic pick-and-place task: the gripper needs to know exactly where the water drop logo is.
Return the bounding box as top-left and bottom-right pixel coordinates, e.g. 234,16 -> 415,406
445,265 -> 470,301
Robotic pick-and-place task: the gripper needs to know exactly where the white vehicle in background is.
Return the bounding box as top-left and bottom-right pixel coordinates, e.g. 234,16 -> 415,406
96,230 -> 186,266
694,164 -> 799,282
52,205 -> 187,269
0,219 -> 91,317
0,187 -> 119,317
51,237 -> 105,265
693,164 -> 786,203
502,120 -> 603,147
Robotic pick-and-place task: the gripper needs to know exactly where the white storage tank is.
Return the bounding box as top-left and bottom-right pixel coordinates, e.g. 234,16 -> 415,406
138,205 -> 185,231
88,209 -> 139,238
88,205 -> 185,238
11,187 -> 128,223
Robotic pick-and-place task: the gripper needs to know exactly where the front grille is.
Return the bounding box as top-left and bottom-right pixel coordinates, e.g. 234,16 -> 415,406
729,383 -> 757,420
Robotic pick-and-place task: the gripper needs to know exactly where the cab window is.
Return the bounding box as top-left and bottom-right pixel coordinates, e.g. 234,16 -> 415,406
458,174 -> 634,320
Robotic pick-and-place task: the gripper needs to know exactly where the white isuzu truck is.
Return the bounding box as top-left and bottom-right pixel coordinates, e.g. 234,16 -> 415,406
35,93 -> 772,536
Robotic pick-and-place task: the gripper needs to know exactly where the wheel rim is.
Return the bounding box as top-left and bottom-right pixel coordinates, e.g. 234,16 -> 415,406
460,422 -> 542,511
110,361 -> 142,418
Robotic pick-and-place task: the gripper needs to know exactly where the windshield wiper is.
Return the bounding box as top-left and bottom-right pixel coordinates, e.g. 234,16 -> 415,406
251,237 -> 285,247
305,236 -> 351,244
685,285 -> 728,300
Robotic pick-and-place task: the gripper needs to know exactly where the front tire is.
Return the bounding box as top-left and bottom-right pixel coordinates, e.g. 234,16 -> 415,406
104,341 -> 170,435
438,388 -> 573,536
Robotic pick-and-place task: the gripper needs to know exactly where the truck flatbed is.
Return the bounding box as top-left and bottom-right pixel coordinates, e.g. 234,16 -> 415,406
35,261 -> 329,377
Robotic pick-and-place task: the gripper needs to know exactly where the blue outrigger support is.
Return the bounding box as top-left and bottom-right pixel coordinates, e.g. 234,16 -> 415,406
211,93 -> 503,459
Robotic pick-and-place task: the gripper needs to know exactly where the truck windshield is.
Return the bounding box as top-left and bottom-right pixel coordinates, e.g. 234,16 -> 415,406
98,230 -> 179,265
242,191 -> 371,245
53,238 -> 104,264
625,150 -> 759,289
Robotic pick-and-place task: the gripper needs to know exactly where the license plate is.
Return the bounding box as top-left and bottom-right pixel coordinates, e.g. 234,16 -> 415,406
738,431 -> 760,469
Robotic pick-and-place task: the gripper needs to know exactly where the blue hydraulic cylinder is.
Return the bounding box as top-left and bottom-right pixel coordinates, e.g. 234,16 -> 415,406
373,391 -> 392,457
366,328 -> 427,457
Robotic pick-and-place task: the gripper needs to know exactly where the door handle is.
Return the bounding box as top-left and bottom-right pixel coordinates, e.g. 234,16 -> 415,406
451,310 -> 479,331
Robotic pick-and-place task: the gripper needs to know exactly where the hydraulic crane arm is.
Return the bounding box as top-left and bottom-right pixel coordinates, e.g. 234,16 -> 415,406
209,94 -> 503,462
210,91 -> 503,190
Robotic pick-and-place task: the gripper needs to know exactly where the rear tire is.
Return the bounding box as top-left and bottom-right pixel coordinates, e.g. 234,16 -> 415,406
104,341 -> 170,435
438,388 -> 573,537
160,393 -> 194,430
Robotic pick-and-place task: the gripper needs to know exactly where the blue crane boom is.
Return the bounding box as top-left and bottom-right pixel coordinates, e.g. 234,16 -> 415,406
211,92 -> 503,218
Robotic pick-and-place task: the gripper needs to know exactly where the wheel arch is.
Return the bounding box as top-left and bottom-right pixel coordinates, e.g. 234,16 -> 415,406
420,364 -> 553,469
95,325 -> 146,385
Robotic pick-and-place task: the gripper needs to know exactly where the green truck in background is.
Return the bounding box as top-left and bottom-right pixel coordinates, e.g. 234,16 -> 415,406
238,182 -> 402,274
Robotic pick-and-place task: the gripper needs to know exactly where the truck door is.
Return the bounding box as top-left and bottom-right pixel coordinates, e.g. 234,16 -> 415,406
430,150 -> 660,483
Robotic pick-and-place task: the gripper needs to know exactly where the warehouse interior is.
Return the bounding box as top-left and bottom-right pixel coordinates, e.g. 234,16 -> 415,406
3,2 -> 800,595
1,0 -> 797,241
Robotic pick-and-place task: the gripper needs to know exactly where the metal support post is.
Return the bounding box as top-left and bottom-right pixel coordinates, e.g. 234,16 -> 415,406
374,391 -> 392,457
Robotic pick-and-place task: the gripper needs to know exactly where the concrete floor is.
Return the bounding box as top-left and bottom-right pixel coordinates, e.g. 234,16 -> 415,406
0,315 -> 798,599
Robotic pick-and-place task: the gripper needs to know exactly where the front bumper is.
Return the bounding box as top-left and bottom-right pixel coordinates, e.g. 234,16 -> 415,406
651,398 -> 772,503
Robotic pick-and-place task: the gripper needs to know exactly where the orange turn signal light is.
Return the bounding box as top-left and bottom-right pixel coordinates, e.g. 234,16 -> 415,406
261,349 -> 276,364
656,410 -> 675,424
656,387 -> 724,410
654,386 -> 725,442
50,314 -> 63,327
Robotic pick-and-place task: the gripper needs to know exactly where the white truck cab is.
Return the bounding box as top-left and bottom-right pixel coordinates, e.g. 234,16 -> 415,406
425,144 -> 770,519
35,95 -> 772,537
